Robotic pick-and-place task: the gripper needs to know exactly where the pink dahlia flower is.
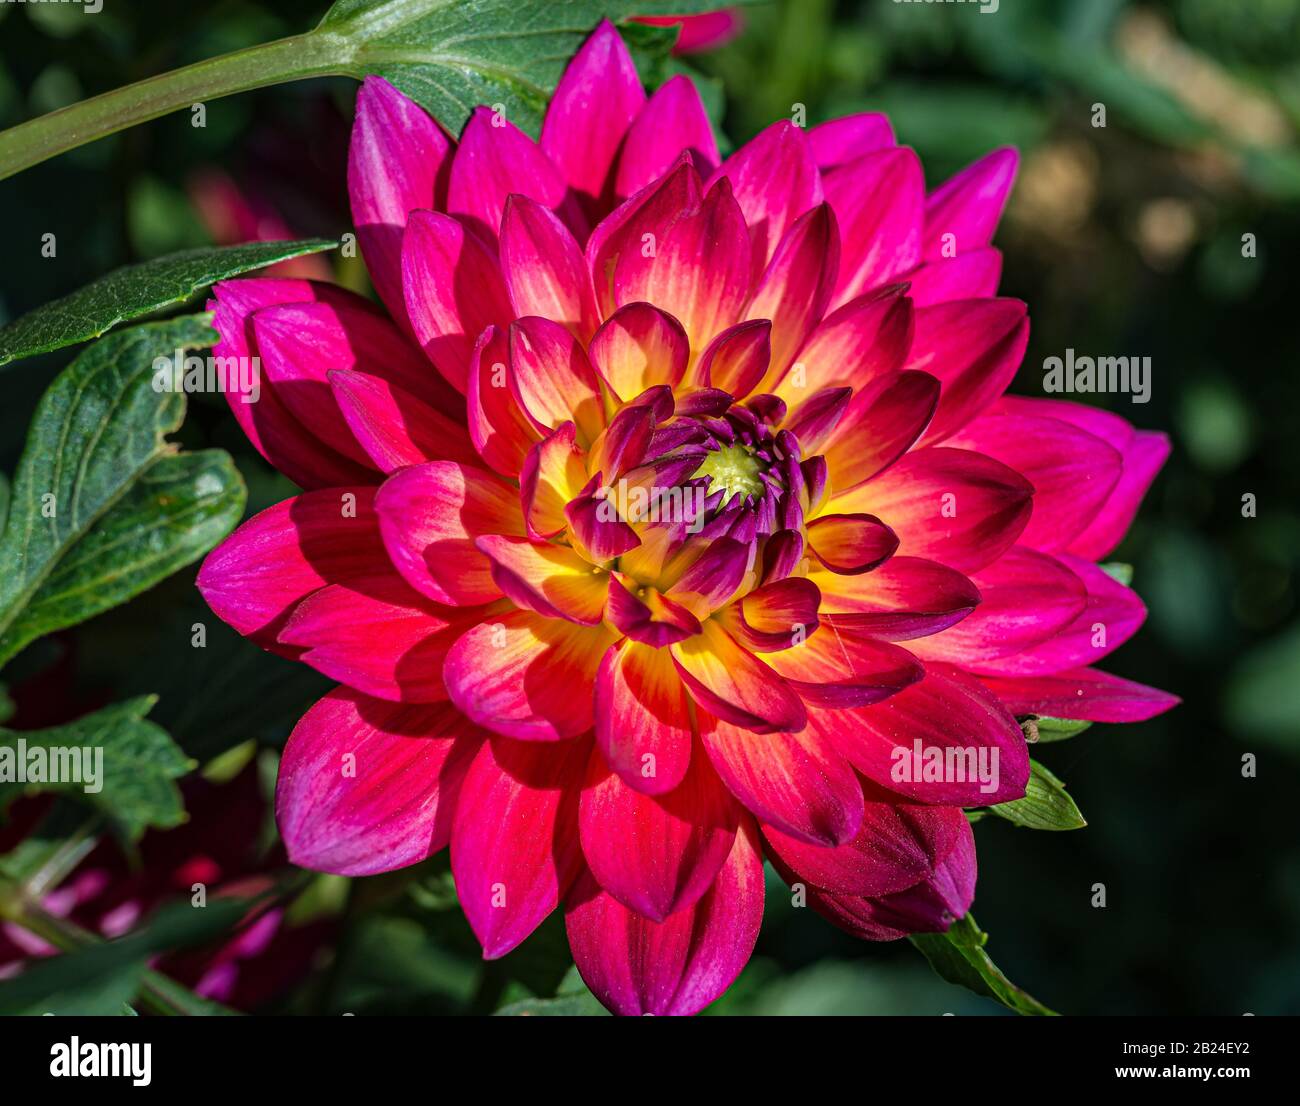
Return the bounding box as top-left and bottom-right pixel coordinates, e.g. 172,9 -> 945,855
197,21 -> 1177,1015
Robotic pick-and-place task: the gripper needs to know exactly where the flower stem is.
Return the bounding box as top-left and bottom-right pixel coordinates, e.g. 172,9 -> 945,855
0,31 -> 349,181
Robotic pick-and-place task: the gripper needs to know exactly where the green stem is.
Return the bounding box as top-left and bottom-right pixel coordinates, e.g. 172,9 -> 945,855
0,31 -> 349,181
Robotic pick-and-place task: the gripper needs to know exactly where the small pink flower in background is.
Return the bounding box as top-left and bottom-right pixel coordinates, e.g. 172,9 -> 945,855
633,10 -> 742,53
196,21 -> 1176,1015
0,767 -> 330,1010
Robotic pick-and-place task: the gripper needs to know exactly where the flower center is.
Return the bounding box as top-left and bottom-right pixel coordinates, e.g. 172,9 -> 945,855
692,443 -> 766,507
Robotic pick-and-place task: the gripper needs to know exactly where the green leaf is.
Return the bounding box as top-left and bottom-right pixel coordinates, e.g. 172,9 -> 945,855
1022,715 -> 1094,743
1099,561 -> 1134,586
989,758 -> 1087,831
494,992 -> 610,1016
0,898 -> 252,1016
911,914 -> 1058,1016
315,0 -> 732,137
0,239 -> 336,368
0,697 -> 193,839
0,314 -> 246,670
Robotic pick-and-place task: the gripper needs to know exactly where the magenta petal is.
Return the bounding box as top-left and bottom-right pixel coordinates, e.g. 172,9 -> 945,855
971,554 -> 1147,676
443,609 -> 615,741
811,664 -> 1030,806
746,203 -> 841,387
451,735 -> 587,959
947,409 -> 1124,551
276,688 -> 482,876
197,487 -> 389,651
698,709 -> 863,846
448,106 -> 571,242
566,818 -> 765,1016
763,787 -> 967,897
1069,431 -> 1171,560
373,460 -> 523,606
209,279 -> 376,489
708,120 -> 822,282
541,20 -> 645,219
814,556 -> 981,641
348,76 -> 451,330
808,816 -> 977,941
808,112 -> 895,169
595,639 -> 694,795
402,209 -> 514,393
579,742 -> 739,921
329,367 -> 478,472
923,146 -> 1018,261
499,194 -> 600,341
906,248 -> 1003,307
909,547 -> 1088,669
906,297 -> 1030,446
824,147 -> 924,307
278,578 -> 481,702
616,74 -> 720,197
980,667 -> 1180,722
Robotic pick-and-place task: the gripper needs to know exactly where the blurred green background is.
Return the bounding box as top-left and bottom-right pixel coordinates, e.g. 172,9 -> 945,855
1,0 -> 1298,1014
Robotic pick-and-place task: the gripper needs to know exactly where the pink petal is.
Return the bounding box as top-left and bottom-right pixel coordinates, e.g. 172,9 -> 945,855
763,785 -> 967,897
947,409 -> 1124,551
980,667 -> 1180,722
909,547 -> 1088,669
348,77 -> 451,330
402,210 -> 514,392
746,203 -> 840,388
692,319 -> 771,398
1069,431 -> 1171,560
468,324 -> 543,477
698,711 -> 863,846
822,370 -> 940,492
672,622 -> 807,734
973,555 -> 1148,676
209,279 -> 376,489
616,74 -> 719,197
499,194 -> 600,342
509,315 -> 606,445
566,818 -> 765,1016
373,460 -> 524,606
520,421 -> 588,539
777,284 -> 913,403
444,609 -> 617,740
709,120 -> 823,283
811,664 -> 1030,805
761,621 -> 923,709
452,735 -> 587,958
923,147 -> 1018,261
808,815 -> 976,940
828,447 -> 1033,573
812,556 -> 981,641
588,157 -> 701,317
824,147 -> 923,308
615,175 -> 751,352
590,302 -> 690,401
196,487 -> 389,650
278,579 -> 484,702
906,298 -> 1030,445
596,638 -> 694,794
579,741 -> 739,921
808,113 -> 895,169
329,368 -> 478,472
541,20 -> 645,220
277,688 -> 482,876
448,106 -> 571,242
475,535 -> 609,625
717,575 -> 821,652
906,248 -> 1003,307
806,513 -> 899,575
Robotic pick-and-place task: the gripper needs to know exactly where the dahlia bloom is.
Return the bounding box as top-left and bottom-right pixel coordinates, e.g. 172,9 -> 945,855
196,21 -> 1177,1015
